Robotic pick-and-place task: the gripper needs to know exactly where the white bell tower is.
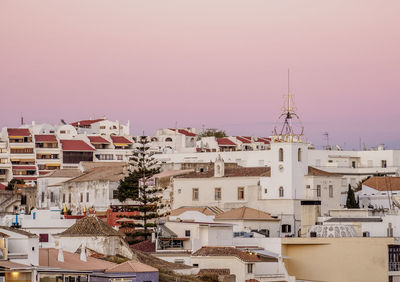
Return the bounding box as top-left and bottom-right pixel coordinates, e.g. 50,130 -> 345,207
214,154 -> 225,177
270,70 -> 308,200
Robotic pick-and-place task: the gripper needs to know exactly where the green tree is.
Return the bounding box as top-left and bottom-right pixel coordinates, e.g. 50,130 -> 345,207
346,184 -> 359,208
117,136 -> 163,242
198,128 -> 227,139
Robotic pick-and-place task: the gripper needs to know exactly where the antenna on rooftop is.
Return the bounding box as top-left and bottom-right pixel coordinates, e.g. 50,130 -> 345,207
323,132 -> 330,150
20,113 -> 24,126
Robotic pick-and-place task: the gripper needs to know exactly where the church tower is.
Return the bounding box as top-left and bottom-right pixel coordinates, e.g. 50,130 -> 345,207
269,71 -> 308,200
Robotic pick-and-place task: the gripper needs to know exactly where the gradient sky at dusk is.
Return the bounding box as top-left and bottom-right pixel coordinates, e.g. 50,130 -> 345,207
1,1 -> 400,149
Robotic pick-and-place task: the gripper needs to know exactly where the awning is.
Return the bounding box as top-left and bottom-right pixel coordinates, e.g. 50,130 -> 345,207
114,143 -> 128,146
8,136 -> 25,139
46,163 -> 60,167
11,159 -> 35,162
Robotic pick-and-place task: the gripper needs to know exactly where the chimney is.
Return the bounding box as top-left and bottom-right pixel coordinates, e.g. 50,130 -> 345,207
58,245 -> 64,262
80,244 -> 87,262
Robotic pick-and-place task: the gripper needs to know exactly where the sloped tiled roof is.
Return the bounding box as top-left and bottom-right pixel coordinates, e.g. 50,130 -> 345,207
66,164 -> 127,183
215,207 -> 279,221
0,260 -> 32,269
60,140 -> 95,151
307,166 -> 340,177
7,128 -> 31,137
35,135 -> 57,142
39,169 -> 82,178
363,177 -> 400,191
57,215 -> 122,237
236,136 -> 251,144
0,183 -> 6,191
198,269 -> 230,275
193,247 -> 260,262
0,226 -> 38,238
70,118 -> 105,127
255,137 -> 270,144
110,136 -> 133,144
176,167 -> 270,178
217,138 -> 236,146
169,206 -> 223,216
12,166 -> 36,170
105,260 -> 158,273
130,240 -> 156,253
88,136 -> 110,144
39,248 -> 116,271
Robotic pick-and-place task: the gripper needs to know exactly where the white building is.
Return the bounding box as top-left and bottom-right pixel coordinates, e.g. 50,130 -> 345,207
358,176 -> 400,210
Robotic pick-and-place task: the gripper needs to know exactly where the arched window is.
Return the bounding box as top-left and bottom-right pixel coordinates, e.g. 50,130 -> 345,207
317,185 -> 321,197
165,137 -> 173,142
279,148 -> 284,162
298,148 -> 302,162
279,187 -> 284,197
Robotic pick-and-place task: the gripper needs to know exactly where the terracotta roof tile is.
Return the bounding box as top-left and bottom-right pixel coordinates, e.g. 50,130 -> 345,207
0,260 -> 32,269
70,118 -> 105,127
88,136 -> 110,144
193,247 -> 261,262
176,167 -> 270,178
0,226 -> 38,238
307,166 -> 340,177
217,138 -> 236,146
198,269 -> 230,275
7,128 -> 31,137
256,138 -> 270,144
215,207 -> 279,221
105,260 -> 158,273
169,207 -> 223,216
363,177 -> 400,191
60,140 -> 95,151
130,240 -> 156,253
66,164 -> 127,183
0,183 -> 6,191
58,215 -> 122,237
35,135 -> 57,142
39,248 -> 116,271
110,136 -> 133,144
236,137 -> 251,144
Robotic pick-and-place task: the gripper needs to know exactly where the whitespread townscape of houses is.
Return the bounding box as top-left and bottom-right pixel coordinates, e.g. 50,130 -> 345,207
0,94 -> 400,282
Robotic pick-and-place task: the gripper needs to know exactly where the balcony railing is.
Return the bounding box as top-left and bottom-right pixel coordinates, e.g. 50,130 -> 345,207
390,262 -> 400,272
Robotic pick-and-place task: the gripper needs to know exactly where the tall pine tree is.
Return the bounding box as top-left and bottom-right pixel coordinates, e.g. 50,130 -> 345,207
346,184 -> 359,208
117,136 -> 163,242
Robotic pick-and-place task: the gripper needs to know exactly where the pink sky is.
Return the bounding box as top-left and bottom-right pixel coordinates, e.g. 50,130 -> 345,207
1,1 -> 400,148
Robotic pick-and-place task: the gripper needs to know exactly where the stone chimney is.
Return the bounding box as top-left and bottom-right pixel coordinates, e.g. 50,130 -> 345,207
214,155 -> 225,177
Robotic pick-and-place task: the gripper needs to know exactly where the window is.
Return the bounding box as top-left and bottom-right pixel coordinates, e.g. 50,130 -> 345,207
86,192 -> 89,202
279,148 -> 284,162
80,193 -> 83,202
306,185 -> 310,189
62,194 -> 66,203
329,185 -> 333,198
185,230 -> 191,237
113,190 -> 118,199
214,188 -> 221,201
178,189 -> 182,194
247,263 -> 254,274
41,192 -> 45,202
117,155 -> 123,160
60,130 -> 66,134
298,148 -> 302,162
281,224 -> 291,233
68,193 -> 71,203
193,264 -> 199,268
351,161 -> 356,168
39,234 -> 49,242
237,187 -> 245,200
192,188 -> 199,201
279,187 -> 284,197
382,160 -> 387,168
50,192 -> 54,203
165,137 -> 173,142
264,188 -> 268,194
317,185 -> 321,197
341,178 -> 347,186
